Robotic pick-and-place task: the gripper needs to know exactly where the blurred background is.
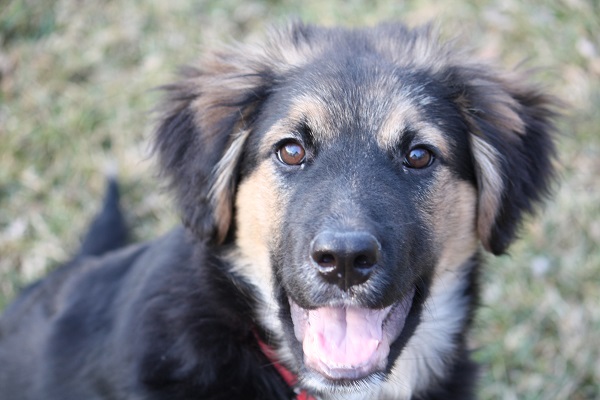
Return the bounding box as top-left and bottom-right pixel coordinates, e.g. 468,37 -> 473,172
0,0 -> 598,398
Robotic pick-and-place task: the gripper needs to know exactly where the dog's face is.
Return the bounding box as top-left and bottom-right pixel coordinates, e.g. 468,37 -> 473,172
155,23 -> 556,397
236,61 -> 480,389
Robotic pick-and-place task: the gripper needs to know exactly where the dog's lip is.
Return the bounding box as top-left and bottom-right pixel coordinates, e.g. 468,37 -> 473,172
289,287 -> 416,381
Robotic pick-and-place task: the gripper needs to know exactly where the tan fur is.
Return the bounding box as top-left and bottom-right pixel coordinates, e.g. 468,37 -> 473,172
208,128 -> 249,242
433,178 -> 479,273
263,95 -> 334,148
470,134 -> 504,251
377,102 -> 450,155
231,161 -> 287,327
234,163 -> 281,292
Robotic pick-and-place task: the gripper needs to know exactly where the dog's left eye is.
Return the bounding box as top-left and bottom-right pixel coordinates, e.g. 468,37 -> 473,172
404,147 -> 434,169
276,140 -> 306,166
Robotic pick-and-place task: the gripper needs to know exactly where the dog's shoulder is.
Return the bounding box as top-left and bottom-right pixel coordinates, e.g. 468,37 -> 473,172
1,228 -> 292,399
126,233 -> 294,399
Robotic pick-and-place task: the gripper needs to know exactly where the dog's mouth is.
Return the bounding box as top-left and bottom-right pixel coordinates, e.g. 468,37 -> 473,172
289,287 -> 415,381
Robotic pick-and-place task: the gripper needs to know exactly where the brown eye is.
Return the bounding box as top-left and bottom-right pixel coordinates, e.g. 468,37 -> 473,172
404,147 -> 434,169
277,140 -> 306,166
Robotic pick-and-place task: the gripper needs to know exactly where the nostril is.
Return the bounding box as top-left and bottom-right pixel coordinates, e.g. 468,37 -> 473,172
315,252 -> 336,268
353,254 -> 374,269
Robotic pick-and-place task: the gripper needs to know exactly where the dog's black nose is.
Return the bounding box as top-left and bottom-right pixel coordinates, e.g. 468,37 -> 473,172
310,231 -> 380,290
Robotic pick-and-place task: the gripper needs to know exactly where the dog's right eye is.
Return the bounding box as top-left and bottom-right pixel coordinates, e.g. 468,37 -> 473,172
276,140 -> 306,166
403,146 -> 434,169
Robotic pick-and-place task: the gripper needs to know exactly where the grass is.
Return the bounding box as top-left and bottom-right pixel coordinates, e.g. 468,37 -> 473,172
1,0 -> 599,398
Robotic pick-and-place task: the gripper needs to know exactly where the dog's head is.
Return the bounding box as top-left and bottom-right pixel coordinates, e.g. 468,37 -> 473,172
155,23 -> 557,397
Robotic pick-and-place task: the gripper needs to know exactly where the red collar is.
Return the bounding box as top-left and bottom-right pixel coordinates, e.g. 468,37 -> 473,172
256,335 -> 315,400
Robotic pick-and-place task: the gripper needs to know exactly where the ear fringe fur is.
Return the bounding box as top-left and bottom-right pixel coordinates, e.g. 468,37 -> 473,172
470,134 -> 505,252
209,128 -> 252,244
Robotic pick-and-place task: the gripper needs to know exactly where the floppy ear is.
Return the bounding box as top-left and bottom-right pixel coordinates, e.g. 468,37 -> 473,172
451,67 -> 558,255
153,55 -> 272,243
154,23 -> 318,243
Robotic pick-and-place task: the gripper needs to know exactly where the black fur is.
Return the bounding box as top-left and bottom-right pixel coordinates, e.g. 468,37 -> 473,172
0,200 -> 293,400
77,177 -> 128,258
0,22 -> 557,400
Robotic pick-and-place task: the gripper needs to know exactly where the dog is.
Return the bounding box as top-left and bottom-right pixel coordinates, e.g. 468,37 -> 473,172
0,22 -> 557,399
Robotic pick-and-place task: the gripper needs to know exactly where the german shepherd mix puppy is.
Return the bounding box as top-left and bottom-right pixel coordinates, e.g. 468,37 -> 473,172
0,22 -> 557,399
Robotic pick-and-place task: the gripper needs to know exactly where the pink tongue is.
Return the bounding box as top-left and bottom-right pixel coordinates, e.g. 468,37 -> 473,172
289,289 -> 415,379
303,306 -> 390,368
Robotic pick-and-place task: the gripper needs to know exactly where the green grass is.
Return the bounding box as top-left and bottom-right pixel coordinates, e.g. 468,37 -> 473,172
1,0 -> 599,398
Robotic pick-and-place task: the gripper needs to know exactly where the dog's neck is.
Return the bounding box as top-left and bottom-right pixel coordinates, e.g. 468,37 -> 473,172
254,331 -> 316,400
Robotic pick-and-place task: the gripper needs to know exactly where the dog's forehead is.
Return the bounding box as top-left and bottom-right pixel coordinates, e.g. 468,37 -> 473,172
261,57 -> 454,154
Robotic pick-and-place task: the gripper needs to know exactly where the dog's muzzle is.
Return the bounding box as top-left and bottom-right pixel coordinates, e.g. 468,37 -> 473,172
288,229 -> 415,381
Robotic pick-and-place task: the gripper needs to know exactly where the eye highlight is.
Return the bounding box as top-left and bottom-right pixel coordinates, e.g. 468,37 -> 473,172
403,146 -> 434,169
276,140 -> 306,166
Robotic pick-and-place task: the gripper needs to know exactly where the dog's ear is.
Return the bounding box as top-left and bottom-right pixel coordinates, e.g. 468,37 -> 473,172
154,24 -> 317,244
449,67 -> 558,255
153,55 -> 272,243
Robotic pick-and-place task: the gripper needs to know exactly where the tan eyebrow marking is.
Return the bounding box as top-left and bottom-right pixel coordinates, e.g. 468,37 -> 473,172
377,99 -> 450,155
259,94 -> 333,154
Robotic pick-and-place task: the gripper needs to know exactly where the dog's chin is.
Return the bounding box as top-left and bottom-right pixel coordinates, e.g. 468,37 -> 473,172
288,287 -> 416,386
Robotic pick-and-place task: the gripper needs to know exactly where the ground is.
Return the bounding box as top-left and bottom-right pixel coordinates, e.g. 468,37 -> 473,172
1,1 -> 599,398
